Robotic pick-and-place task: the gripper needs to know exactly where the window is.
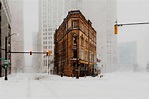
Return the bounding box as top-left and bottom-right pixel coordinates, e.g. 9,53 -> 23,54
73,50 -> 77,58
68,20 -> 71,29
86,40 -> 88,49
48,28 -> 52,31
81,35 -> 84,46
43,33 -> 47,35
73,20 -> 78,29
43,46 -> 47,49
43,37 -> 46,39
73,34 -> 77,45
73,37 -> 77,45
86,52 -> 88,61
43,41 -> 47,44
81,49 -> 84,60
89,52 -> 92,61
43,20 -> 46,23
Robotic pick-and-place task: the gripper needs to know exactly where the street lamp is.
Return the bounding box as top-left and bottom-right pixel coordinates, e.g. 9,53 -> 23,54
4,33 -> 19,80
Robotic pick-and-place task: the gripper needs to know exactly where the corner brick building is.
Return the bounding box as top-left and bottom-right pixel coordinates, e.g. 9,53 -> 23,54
54,10 -> 96,77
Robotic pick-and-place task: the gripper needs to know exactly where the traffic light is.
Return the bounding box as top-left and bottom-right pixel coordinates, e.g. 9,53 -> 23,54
30,51 -> 32,55
114,25 -> 118,34
46,50 -> 51,56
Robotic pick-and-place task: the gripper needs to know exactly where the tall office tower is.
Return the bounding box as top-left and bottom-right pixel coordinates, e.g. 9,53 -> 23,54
82,0 -> 117,73
32,32 -> 40,73
71,0 -> 82,11
140,35 -> 149,69
117,42 -> 137,71
38,0 -> 71,72
0,0 -> 11,77
8,0 -> 24,73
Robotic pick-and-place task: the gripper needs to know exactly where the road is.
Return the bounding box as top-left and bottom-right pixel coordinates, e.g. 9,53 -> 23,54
0,72 -> 149,99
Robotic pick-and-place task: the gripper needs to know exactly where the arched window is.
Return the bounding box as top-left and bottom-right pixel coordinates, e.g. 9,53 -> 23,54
73,20 -> 78,29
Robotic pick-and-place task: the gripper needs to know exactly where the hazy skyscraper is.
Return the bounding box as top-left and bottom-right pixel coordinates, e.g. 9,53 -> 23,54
38,0 -> 71,72
117,42 -> 137,71
82,0 -> 117,72
0,0 -> 11,76
71,0 -> 82,11
8,0 -> 24,73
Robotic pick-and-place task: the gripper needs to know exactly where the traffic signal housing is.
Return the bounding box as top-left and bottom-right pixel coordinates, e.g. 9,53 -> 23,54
30,51 -> 32,55
46,50 -> 51,56
114,25 -> 118,34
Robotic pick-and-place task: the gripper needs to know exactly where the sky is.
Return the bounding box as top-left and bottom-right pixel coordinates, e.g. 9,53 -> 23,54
117,0 -> 149,43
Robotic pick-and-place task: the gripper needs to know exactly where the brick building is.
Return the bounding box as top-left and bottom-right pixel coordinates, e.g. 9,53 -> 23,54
54,10 -> 96,77
0,0 -> 11,77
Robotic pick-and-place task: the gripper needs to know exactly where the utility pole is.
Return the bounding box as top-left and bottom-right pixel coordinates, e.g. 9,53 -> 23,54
4,33 -> 18,80
3,47 -> 51,80
4,36 -> 8,80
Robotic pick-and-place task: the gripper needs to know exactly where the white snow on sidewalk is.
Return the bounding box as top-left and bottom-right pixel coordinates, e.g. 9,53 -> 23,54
0,72 -> 149,99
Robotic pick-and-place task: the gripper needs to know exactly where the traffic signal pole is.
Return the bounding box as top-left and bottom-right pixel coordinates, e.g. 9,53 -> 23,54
3,50 -> 51,80
114,21 -> 149,34
115,22 -> 149,27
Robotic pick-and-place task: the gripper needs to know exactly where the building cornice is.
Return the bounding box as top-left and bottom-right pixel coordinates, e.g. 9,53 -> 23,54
1,0 -> 11,24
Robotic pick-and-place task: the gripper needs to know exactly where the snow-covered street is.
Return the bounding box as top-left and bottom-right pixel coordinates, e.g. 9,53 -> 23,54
0,72 -> 149,99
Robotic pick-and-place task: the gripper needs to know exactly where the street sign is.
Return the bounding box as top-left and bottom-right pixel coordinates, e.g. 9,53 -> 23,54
0,58 -> 5,60
4,60 -> 8,65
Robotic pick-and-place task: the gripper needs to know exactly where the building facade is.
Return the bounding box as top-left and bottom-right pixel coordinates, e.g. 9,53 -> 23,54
117,41 -> 137,71
8,0 -> 24,73
38,0 -> 71,72
54,10 -> 96,77
0,0 -> 11,77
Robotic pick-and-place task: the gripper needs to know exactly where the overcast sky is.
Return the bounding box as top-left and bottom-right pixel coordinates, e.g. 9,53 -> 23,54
117,0 -> 149,43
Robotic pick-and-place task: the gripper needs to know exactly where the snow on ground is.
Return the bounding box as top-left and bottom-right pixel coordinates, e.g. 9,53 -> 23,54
0,72 -> 149,99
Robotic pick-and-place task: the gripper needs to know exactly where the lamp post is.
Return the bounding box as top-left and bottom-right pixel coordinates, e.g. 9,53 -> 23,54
4,33 -> 18,80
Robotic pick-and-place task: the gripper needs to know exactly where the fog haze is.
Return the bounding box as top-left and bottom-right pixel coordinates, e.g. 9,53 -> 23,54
118,0 -> 149,67
23,0 -> 149,68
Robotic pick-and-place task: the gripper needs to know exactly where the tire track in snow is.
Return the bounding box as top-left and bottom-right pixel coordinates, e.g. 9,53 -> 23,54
38,79 -> 59,99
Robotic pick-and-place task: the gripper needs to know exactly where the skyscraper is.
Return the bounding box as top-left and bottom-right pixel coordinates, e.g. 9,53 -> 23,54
38,0 -> 71,72
117,41 -> 137,71
82,0 -> 117,72
0,0 -> 11,77
8,0 -> 24,73
71,0 -> 82,11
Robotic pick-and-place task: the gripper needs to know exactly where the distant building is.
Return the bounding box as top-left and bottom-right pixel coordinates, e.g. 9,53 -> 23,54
117,41 -> 137,71
143,35 -> 149,68
54,10 -> 96,77
0,0 -> 11,77
38,0 -> 72,72
32,32 -> 39,73
8,0 -> 24,73
71,0 -> 82,10
82,0 -> 117,72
